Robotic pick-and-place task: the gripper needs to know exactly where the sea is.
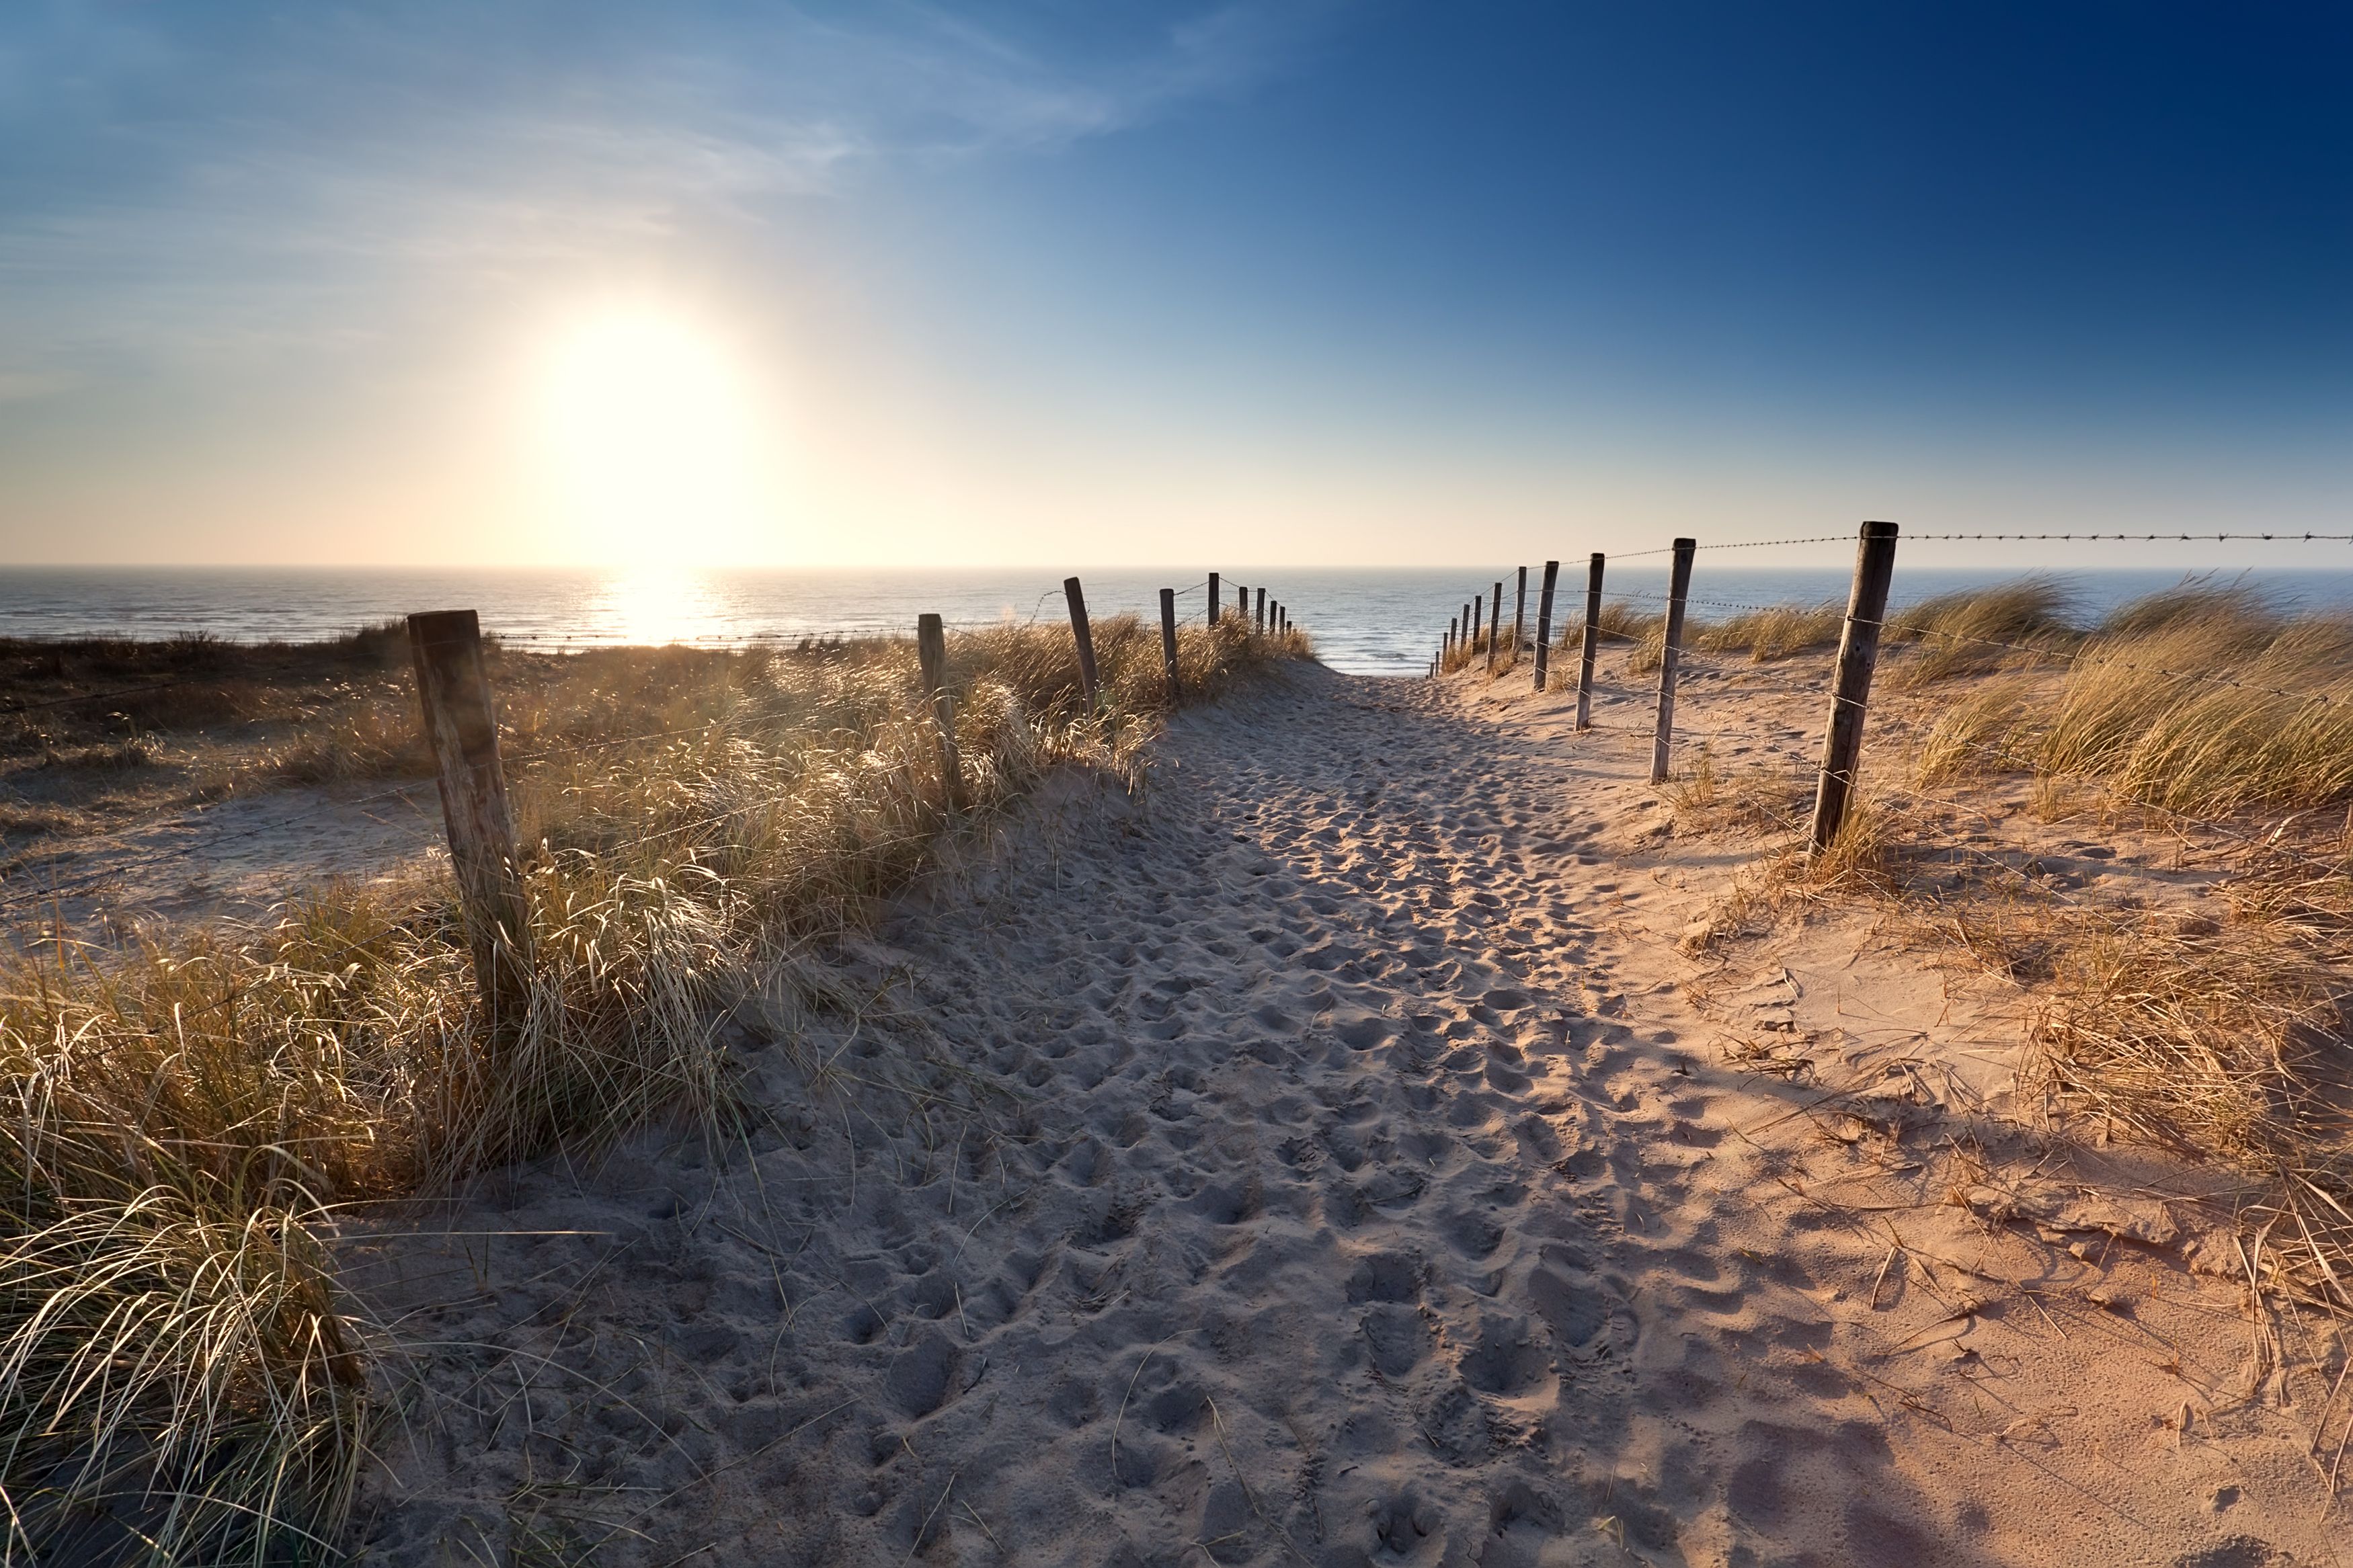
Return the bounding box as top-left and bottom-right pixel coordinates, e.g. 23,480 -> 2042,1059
6,565 -> 2353,678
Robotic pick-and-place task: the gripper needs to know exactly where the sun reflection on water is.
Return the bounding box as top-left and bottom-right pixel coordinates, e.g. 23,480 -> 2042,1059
582,567 -> 737,646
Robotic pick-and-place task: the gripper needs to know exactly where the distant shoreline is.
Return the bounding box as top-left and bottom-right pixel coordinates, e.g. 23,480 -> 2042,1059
9,565 -> 2353,675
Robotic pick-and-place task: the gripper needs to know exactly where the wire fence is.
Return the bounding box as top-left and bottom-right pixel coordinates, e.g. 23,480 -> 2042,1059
1421,522 -> 2353,889
0,572 -> 1298,940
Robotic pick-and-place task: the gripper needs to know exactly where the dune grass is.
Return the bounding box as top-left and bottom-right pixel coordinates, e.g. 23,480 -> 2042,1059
0,614 -> 1304,1564
1639,576 -> 2353,1313
1892,585 -> 2353,1308
1693,601 -> 1845,663
1449,595 -> 1835,690
1,624 -> 427,855
2013,884 -> 2353,1311
1905,581 -> 2353,815
1884,577 -> 2077,684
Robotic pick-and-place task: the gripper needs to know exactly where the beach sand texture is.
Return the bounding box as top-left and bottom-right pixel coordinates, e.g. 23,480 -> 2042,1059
349,662 -> 2338,1566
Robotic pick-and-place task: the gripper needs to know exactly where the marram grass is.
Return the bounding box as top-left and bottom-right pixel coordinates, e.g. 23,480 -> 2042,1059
0,615 -> 1304,1564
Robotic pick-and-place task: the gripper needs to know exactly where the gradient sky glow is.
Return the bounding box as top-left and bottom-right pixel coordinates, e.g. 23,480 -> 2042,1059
3,2 -> 2348,570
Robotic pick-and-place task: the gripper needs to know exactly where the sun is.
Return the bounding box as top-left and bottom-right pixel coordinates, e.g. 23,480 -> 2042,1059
532,304 -> 774,565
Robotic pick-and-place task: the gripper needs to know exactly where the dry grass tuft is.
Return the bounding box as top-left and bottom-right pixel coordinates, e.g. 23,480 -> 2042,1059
0,614 -> 1302,1563
1913,678 -> 2037,786
1644,575 -> 2353,1314
1887,577 -> 2077,684
2016,884 -> 2353,1309
2039,612 -> 2353,815
1599,602 -> 1667,674
1695,602 -> 1844,663
1899,583 -> 2353,815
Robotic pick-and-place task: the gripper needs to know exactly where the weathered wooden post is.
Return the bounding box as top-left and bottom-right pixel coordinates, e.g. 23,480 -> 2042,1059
1208,571 -> 1221,625
407,610 -> 532,1035
1064,576 -> 1101,711
1648,538 -> 1697,784
1511,567 -> 1527,670
1531,562 -> 1558,692
1158,588 -> 1181,704
1576,552 -> 1605,732
1446,616 -> 1458,661
1255,587 -> 1266,632
1237,583 -> 1248,623
918,612 -> 963,812
1484,581 -> 1503,675
1809,522 -> 1902,856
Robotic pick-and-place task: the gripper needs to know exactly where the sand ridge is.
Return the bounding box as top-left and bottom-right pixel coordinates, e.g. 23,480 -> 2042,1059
348,663 -> 2344,1567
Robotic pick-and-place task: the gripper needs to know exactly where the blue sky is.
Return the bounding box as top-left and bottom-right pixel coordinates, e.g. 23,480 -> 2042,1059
2,1 -> 2348,568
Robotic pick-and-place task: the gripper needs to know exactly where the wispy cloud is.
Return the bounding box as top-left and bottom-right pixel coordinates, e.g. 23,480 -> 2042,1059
0,2 -> 1334,371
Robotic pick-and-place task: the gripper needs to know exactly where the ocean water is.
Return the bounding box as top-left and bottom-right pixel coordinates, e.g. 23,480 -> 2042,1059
5,565 -> 2353,677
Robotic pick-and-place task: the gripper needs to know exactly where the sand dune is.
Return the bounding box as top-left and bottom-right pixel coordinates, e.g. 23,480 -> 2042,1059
348,663 -> 2339,1566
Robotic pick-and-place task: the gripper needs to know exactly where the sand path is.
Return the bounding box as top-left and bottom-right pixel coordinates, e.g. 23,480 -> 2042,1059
356,663 -> 2342,1567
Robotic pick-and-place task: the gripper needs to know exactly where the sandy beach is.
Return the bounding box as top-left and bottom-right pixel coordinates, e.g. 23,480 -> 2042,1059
341,659 -> 2338,1567
17,10 -> 2352,1562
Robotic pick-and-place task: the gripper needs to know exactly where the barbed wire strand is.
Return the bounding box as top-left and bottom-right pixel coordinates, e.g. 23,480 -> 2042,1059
1602,530 -> 2353,560
1581,586 -> 2353,718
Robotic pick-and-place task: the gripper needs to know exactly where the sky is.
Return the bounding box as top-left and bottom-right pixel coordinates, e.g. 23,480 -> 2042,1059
2,1 -> 2348,571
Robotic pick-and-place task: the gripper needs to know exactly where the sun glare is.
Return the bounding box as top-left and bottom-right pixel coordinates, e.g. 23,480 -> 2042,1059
533,305 -> 774,565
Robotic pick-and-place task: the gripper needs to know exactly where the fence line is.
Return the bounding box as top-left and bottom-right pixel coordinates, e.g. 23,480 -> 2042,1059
1564,579 -> 2353,720
1609,530 -> 2351,559
1426,520 -> 2353,891
4,570 -> 1312,1028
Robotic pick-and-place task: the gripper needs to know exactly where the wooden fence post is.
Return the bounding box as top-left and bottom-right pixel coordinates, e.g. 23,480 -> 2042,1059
1208,572 -> 1220,626
1447,616 -> 1457,661
1648,538 -> 1697,784
1809,522 -> 1902,856
1253,587 -> 1265,632
1064,576 -> 1101,711
1237,583 -> 1248,623
1576,552 -> 1605,732
918,613 -> 963,812
1484,581 -> 1503,675
1531,562 -> 1559,692
1511,567 -> 1527,671
407,610 -> 532,1036
1159,588 -> 1181,704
